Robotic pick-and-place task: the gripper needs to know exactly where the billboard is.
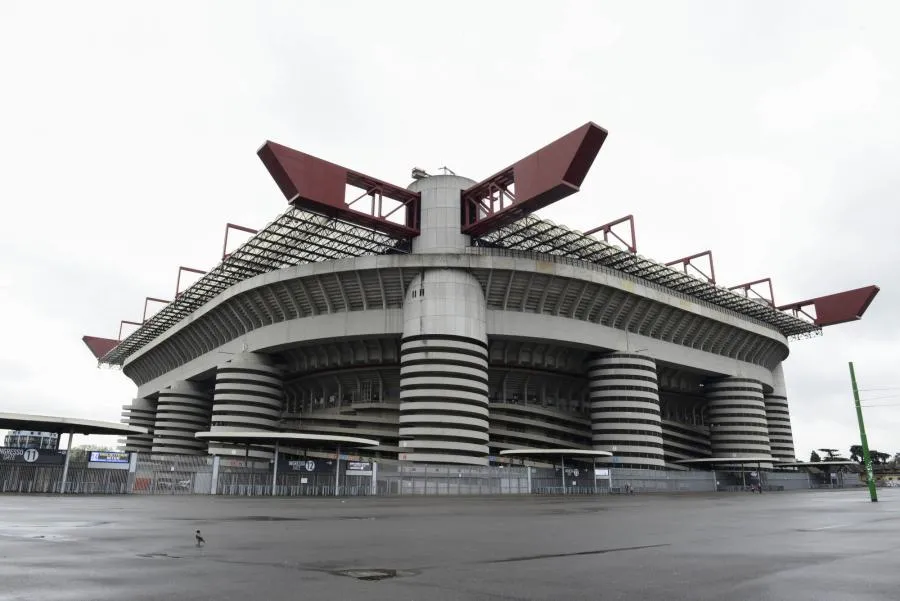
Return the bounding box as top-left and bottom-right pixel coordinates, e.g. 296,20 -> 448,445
346,461 -> 373,476
88,451 -> 131,469
89,451 -> 130,464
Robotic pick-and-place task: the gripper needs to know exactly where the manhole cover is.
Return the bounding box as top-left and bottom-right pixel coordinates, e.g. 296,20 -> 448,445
333,569 -> 399,581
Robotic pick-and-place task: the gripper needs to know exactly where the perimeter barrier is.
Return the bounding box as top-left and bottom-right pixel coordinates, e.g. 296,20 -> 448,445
0,459 -> 129,494
1,451 -> 817,496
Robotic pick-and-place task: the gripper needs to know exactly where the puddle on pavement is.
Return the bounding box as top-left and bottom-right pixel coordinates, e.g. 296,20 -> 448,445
169,516 -> 308,522
0,532 -> 76,542
331,568 -> 415,581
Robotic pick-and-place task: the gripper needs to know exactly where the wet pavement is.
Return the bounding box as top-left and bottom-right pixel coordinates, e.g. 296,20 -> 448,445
0,489 -> 898,600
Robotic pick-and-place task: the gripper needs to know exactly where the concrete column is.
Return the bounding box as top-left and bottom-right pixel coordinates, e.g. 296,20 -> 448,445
587,352 -> 665,470
400,269 -> 489,465
209,352 -> 284,459
765,364 -> 796,462
407,174 -> 475,254
122,397 -> 156,453
705,377 -> 773,467
151,381 -> 212,455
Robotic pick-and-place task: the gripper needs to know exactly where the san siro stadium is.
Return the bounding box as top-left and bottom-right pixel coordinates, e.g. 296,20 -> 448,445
84,122 -> 878,483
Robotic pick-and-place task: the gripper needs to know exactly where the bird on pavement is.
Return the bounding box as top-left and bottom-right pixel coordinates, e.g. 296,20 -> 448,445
195,530 -> 205,548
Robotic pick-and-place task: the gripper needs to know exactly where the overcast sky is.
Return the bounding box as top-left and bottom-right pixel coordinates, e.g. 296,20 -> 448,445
1,1 -> 897,457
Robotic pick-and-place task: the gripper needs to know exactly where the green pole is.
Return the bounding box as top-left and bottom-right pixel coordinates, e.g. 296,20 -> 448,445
849,362 -> 877,502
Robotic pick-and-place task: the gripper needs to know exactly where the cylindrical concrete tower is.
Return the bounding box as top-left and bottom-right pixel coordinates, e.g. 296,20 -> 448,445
765,364 -> 796,462
587,353 -> 666,469
122,397 -> 156,453
408,174 -> 475,254
399,174 -> 489,465
151,381 -> 212,455
705,377 -> 773,464
209,352 -> 284,458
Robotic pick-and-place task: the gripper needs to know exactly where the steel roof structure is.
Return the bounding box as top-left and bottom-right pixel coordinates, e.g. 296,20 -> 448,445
98,207 -> 407,366
97,207 -> 819,368
474,215 -> 821,338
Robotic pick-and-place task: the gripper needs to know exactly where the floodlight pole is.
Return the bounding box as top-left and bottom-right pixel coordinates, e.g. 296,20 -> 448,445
849,362 -> 878,502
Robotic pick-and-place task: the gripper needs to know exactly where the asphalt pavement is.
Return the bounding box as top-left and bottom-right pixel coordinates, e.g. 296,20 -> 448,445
0,489 -> 897,601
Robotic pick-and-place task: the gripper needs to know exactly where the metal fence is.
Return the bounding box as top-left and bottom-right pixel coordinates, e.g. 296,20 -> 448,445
610,468 -> 718,493
1,452 -> 816,497
376,465 -> 529,496
0,461 -> 129,494
131,453 -> 214,495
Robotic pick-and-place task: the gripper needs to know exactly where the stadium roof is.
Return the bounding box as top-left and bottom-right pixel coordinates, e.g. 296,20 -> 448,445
95,207 -> 407,366
92,206 -> 823,367
195,431 -> 379,449
676,457 -> 782,465
0,412 -> 148,436
475,215 -> 821,338
499,449 -> 613,458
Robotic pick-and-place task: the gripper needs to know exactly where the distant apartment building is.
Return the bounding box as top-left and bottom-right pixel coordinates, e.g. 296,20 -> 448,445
3,430 -> 59,449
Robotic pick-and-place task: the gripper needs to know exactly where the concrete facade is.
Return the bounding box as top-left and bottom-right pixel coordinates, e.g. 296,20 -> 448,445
119,173 -> 798,470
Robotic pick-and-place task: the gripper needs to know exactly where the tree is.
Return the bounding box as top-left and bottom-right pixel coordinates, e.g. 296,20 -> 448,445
873,451 -> 891,466
66,444 -> 107,463
847,446 -> 893,471
810,450 -> 822,462
819,448 -> 840,460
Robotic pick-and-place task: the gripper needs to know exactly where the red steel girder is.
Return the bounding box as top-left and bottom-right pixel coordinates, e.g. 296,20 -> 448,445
223,223 -> 259,259
81,335 -> 119,360
665,251 -> 716,284
257,141 -> 420,238
584,214 -> 637,253
175,266 -> 206,298
777,285 -> 879,327
729,278 -> 775,306
461,122 -> 608,236
118,320 -> 142,341
143,297 -> 170,323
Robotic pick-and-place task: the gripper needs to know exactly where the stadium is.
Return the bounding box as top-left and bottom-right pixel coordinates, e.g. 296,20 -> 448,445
84,122 -> 878,481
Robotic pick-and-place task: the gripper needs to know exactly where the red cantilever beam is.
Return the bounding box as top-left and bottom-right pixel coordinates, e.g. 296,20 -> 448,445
257,141 -> 420,238
461,122 -> 608,236
777,285 -> 880,327
81,335 -> 119,360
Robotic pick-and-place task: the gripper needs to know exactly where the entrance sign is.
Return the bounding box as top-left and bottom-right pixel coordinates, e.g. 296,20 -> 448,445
0,447 -> 66,465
